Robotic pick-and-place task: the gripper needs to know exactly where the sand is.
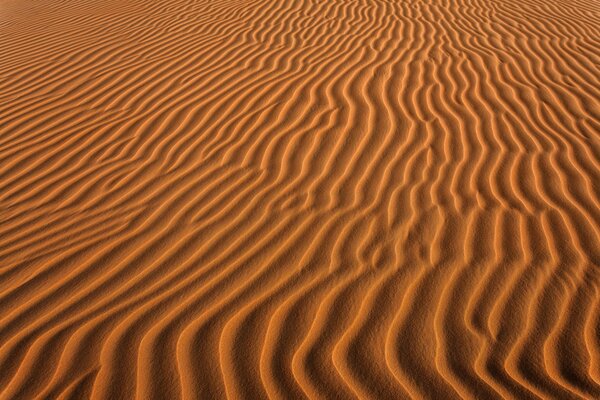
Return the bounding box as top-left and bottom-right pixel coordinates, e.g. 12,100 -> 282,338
1,0 -> 600,398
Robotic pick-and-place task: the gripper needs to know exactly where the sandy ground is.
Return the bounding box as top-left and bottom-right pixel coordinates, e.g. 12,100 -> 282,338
1,0 -> 600,398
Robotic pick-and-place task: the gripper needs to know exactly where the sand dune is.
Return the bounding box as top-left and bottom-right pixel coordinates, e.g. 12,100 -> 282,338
1,0 -> 600,398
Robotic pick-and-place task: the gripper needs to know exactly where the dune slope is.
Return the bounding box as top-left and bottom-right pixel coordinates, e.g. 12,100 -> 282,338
1,0 -> 600,398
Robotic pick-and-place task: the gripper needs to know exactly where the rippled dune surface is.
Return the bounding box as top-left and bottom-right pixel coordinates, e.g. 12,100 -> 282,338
1,0 -> 600,398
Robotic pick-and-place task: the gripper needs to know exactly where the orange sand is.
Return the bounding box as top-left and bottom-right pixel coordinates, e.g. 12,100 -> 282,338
1,0 -> 600,398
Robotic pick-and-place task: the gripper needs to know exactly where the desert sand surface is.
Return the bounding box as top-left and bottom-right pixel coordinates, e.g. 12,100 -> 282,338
1,0 -> 600,398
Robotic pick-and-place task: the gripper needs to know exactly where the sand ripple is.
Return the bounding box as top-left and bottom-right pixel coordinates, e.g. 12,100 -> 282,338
1,0 -> 600,398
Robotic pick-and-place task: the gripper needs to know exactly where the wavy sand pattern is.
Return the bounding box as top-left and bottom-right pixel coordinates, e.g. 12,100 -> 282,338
1,0 -> 600,398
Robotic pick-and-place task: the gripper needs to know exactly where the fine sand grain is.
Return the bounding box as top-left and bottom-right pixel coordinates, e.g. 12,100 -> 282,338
1,0 -> 600,398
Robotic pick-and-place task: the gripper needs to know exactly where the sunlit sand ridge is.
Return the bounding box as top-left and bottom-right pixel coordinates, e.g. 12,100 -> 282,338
1,0 -> 600,398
